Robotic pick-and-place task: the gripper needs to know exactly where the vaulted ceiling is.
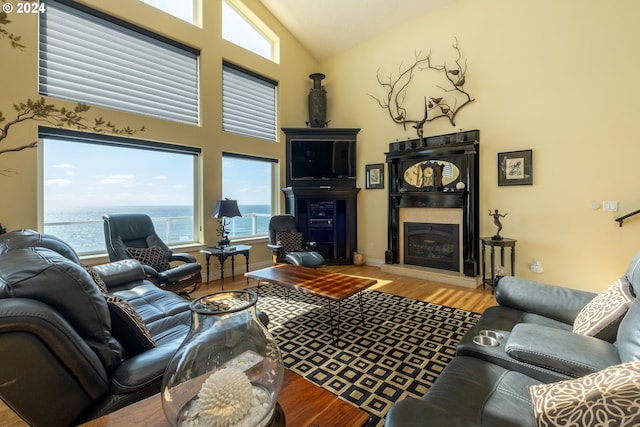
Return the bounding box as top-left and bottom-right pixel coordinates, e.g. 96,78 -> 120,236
258,0 -> 456,62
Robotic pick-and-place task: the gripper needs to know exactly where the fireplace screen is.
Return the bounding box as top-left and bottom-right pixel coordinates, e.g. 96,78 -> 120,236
404,222 -> 460,272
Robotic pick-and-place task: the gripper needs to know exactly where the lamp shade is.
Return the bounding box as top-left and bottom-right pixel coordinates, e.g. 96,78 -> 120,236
212,199 -> 242,218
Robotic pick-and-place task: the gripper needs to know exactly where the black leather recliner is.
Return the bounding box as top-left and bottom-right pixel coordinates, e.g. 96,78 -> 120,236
103,213 -> 202,294
0,229 -> 193,426
267,215 -> 325,268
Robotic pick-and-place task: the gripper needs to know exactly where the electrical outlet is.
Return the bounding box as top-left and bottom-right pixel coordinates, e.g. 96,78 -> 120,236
603,201 -> 618,212
530,260 -> 543,273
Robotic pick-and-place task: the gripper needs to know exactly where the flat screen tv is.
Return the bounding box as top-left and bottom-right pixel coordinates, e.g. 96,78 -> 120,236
289,140 -> 356,183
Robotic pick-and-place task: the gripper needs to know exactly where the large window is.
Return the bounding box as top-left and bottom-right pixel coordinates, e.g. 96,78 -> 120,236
222,0 -> 278,62
40,0 -> 199,124
222,63 -> 277,141
222,154 -> 276,239
41,129 -> 201,255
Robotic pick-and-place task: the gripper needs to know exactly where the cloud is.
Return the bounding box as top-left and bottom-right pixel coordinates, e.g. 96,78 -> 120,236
54,163 -> 76,170
155,175 -> 167,180
44,178 -> 73,186
97,174 -> 136,185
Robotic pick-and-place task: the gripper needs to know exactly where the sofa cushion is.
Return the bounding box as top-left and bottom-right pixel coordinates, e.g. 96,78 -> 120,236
106,294 -> 157,356
529,360 -> 640,426
616,297 -> 640,363
126,246 -> 171,272
276,231 -> 303,252
386,356 -> 538,427
572,277 -> 634,342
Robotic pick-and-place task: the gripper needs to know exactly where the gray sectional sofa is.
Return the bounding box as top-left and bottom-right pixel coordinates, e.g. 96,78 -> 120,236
386,252 -> 640,426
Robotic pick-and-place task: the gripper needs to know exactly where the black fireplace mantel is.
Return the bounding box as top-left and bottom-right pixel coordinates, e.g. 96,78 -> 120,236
384,130 -> 480,277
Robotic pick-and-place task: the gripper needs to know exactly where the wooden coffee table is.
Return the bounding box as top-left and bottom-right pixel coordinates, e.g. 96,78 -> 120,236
81,370 -> 369,426
245,264 -> 377,342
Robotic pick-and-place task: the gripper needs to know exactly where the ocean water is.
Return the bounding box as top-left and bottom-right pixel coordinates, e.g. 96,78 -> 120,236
44,205 -> 271,254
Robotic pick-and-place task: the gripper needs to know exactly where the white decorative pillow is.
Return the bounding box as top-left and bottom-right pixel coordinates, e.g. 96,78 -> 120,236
529,360 -> 640,426
573,277 -> 635,342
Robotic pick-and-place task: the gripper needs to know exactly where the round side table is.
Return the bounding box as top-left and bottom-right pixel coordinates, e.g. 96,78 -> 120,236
480,237 -> 516,294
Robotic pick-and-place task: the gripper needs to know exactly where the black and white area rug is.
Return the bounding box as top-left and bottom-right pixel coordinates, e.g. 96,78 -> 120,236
253,283 -> 481,427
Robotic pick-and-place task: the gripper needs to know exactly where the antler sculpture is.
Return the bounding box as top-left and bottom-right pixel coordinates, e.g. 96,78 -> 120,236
370,38 -> 474,133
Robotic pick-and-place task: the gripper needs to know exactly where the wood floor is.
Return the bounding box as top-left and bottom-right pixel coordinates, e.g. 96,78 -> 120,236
0,265 -> 497,426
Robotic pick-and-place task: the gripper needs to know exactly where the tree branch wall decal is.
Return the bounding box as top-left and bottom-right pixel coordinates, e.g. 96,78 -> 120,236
370,38 -> 474,138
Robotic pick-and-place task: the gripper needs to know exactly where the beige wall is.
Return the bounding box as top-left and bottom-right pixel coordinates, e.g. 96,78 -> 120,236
321,0 -> 640,292
3,0 -> 639,292
0,0 -> 318,269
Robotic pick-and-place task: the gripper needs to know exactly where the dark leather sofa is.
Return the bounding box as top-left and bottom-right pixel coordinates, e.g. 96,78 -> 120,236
0,230 -> 193,426
386,252 -> 640,426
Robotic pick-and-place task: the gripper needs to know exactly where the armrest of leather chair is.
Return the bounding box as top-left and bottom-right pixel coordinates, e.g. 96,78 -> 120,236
158,262 -> 202,284
169,252 -> 197,264
93,259 -> 146,290
267,243 -> 284,264
505,323 -> 621,377
496,277 -> 596,324
386,397 -> 467,427
303,241 -> 317,250
0,298 -> 110,426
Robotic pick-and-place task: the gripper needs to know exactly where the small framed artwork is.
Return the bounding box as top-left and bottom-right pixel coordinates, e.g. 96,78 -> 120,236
366,163 -> 384,189
498,150 -> 532,186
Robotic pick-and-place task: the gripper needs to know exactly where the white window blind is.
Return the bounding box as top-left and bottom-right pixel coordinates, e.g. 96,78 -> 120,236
222,63 -> 277,141
39,0 -> 199,125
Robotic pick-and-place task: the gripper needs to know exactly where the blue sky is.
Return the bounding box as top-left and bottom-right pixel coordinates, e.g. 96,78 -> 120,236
43,139 -> 272,211
43,140 -> 195,210
221,156 -> 272,206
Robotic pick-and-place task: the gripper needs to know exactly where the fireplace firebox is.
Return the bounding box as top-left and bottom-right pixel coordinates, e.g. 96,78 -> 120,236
404,222 -> 460,271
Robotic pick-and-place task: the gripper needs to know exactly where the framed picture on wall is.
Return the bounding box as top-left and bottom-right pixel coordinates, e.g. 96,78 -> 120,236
366,163 -> 384,189
498,150 -> 532,186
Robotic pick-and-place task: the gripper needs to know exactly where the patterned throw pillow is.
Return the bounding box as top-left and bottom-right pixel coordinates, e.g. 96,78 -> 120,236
529,360 -> 640,426
106,294 -> 156,356
573,277 -> 635,342
83,262 -> 156,356
276,231 -> 303,252
126,246 -> 171,272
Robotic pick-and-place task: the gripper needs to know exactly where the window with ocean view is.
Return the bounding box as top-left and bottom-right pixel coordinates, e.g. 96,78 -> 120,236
222,153 -> 276,239
41,129 -> 201,255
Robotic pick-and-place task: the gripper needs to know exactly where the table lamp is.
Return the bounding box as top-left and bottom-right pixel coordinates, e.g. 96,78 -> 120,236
212,199 -> 242,248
